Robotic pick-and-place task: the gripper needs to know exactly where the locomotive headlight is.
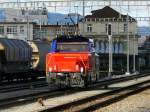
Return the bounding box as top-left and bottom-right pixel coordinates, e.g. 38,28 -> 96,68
76,64 -> 79,70
80,67 -> 84,73
49,67 -> 52,72
54,65 -> 56,70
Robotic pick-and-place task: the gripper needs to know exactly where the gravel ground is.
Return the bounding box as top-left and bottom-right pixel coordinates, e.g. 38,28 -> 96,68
95,89 -> 150,112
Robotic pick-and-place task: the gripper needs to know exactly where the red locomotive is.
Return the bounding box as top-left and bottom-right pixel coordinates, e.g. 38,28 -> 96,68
46,36 -> 100,87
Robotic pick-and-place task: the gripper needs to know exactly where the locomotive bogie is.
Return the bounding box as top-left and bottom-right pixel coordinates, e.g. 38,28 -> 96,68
46,72 -> 88,87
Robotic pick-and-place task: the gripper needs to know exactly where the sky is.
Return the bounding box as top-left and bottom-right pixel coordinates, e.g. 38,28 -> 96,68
0,0 -> 150,26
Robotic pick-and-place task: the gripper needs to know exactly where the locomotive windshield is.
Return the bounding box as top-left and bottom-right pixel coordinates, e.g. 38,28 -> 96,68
57,42 -> 89,52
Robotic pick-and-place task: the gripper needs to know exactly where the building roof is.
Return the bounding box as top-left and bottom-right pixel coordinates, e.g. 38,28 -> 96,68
85,6 -> 136,21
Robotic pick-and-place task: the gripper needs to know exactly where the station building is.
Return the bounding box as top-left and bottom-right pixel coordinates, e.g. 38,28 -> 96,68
0,8 -> 48,40
0,22 -> 34,40
138,36 -> 150,72
1,8 -> 48,25
33,24 -> 78,40
79,6 -> 139,72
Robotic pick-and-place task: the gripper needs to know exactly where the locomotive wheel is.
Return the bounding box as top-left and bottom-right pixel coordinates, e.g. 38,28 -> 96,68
65,75 -> 71,88
87,72 -> 92,83
83,76 -> 88,88
96,73 -> 99,81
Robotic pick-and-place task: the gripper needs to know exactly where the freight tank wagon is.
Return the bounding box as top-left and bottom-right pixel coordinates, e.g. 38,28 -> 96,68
0,38 -> 32,81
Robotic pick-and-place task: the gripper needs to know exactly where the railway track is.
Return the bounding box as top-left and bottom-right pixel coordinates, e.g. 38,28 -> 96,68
0,77 -> 45,87
39,73 -> 150,112
0,80 -> 48,93
45,78 -> 150,112
0,73 -> 149,112
0,72 -> 146,93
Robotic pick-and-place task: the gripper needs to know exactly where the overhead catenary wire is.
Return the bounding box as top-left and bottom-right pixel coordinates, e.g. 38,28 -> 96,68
0,1 -> 150,9
0,0 -> 150,26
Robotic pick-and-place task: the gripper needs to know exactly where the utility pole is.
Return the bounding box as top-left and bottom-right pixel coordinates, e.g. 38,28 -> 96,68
108,0 -> 111,6
133,34 -> 136,73
126,13 -> 130,75
82,0 -> 85,35
26,8 -> 29,41
107,23 -> 113,78
17,0 -> 20,8
40,19 -> 42,39
39,9 -> 43,39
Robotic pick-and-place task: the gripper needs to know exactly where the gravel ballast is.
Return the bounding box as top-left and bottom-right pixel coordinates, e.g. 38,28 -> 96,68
95,89 -> 150,112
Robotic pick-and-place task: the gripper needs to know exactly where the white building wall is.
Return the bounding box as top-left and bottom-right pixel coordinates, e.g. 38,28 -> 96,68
3,8 -> 48,25
0,23 -> 33,40
79,21 -> 137,35
79,20 -> 138,55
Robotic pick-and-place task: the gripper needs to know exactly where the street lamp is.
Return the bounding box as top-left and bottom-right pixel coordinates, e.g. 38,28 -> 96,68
125,13 -> 130,75
133,34 -> 136,74
107,23 -> 113,78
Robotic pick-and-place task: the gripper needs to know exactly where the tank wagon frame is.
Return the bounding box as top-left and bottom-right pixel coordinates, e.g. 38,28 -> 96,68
0,38 -> 32,81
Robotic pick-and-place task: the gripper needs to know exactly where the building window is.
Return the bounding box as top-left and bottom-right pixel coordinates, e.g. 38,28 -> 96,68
56,28 -> 60,35
7,26 -> 17,34
87,24 -> 92,32
105,24 -> 108,33
20,26 -> 24,33
0,26 -> 4,34
124,23 -> 127,32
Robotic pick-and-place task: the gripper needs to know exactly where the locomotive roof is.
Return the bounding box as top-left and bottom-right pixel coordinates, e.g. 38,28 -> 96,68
54,35 -> 90,42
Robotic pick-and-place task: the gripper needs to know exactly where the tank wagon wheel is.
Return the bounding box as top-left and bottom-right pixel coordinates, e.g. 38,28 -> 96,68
31,76 -> 37,81
24,74 -> 28,81
0,74 -> 2,82
8,76 -> 13,82
0,77 -> 1,82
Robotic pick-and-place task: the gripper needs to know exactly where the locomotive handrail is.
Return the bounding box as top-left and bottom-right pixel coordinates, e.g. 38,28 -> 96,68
47,54 -> 56,71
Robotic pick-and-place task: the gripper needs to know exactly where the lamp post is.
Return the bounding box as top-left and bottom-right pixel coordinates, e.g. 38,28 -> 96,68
26,8 -> 29,41
125,13 -> 130,75
82,0 -> 85,35
107,23 -> 113,78
133,34 -> 136,73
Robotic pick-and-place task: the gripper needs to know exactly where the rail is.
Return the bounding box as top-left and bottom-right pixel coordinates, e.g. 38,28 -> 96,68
40,74 -> 150,112
0,73 -> 149,111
